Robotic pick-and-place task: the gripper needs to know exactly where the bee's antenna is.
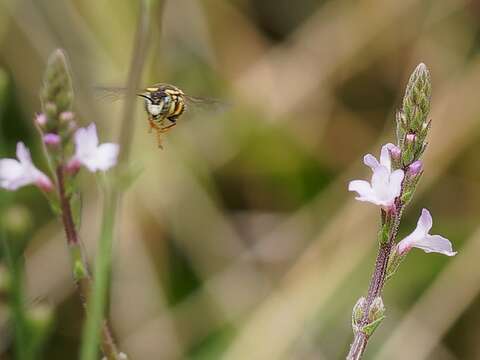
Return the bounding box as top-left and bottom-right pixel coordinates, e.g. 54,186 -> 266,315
136,93 -> 153,102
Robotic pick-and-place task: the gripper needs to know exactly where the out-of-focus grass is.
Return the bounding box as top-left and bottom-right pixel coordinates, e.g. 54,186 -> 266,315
0,0 -> 479,359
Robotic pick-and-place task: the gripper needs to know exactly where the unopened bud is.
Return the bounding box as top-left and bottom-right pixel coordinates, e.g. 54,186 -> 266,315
66,158 -> 81,176
402,63 -> 432,131
60,111 -> 74,123
35,113 -> 47,127
352,297 -> 367,332
369,297 -> 385,322
45,102 -> 57,119
386,143 -> 401,162
407,160 -> 423,177
43,133 -> 61,147
406,133 -> 416,144
41,49 -> 73,114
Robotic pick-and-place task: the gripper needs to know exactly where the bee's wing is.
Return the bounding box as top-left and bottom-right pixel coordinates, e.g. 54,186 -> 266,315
183,94 -> 230,114
94,86 -> 146,102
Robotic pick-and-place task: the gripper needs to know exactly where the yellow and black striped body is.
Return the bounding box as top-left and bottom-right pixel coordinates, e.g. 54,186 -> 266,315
143,84 -> 186,125
139,84 -> 188,148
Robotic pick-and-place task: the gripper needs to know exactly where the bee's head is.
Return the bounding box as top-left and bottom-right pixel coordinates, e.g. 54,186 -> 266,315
137,90 -> 170,105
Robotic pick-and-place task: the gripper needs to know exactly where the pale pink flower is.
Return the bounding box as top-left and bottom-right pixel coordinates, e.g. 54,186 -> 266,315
0,142 -> 53,191
348,144 -> 404,208
397,209 -> 456,256
68,123 -> 119,172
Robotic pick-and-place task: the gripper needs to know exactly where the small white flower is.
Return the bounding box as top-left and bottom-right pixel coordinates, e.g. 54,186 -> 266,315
397,209 -> 456,256
69,123 -> 119,172
0,142 -> 53,191
348,144 -> 404,208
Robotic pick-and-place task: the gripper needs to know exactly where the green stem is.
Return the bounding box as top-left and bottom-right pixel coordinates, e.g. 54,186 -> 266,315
347,205 -> 405,360
80,179 -> 118,360
56,166 -> 119,359
80,1 -> 162,357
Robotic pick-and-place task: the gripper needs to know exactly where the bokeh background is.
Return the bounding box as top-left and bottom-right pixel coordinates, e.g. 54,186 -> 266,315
0,0 -> 480,359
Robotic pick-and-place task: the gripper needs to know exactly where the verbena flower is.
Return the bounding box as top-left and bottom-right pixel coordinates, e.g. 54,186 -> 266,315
397,208 -> 456,256
348,144 -> 404,208
68,123 -> 119,172
0,142 -> 53,191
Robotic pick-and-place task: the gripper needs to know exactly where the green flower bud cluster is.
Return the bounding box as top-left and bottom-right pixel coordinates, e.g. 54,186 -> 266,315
38,49 -> 76,141
396,63 -> 432,166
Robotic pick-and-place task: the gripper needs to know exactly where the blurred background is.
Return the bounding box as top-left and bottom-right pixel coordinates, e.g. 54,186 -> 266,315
0,0 -> 479,359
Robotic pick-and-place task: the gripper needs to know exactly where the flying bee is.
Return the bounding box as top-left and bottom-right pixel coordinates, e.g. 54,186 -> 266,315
97,83 -> 224,149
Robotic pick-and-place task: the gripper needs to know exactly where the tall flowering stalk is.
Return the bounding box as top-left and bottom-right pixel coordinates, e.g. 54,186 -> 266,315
346,64 -> 456,360
0,50 -> 122,359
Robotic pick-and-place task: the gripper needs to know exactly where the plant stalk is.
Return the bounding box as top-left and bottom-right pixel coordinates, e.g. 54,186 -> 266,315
347,206 -> 403,359
56,166 -> 119,359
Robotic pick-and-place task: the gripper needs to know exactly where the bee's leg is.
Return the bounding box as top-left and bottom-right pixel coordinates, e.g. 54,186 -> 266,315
148,116 -> 155,134
160,119 -> 177,134
154,127 -> 164,149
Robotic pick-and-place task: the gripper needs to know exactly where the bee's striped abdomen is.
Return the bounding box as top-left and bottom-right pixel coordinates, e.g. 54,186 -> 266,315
171,96 -> 185,117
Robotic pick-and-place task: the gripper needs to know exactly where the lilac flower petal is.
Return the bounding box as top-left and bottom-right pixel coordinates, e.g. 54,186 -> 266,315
71,123 -> 119,172
74,123 -> 99,152
380,144 -> 393,170
418,208 -> 433,233
415,235 -> 457,256
348,180 -> 373,197
0,143 -> 52,191
0,159 -> 25,190
16,142 -> 32,164
350,144 -> 404,208
94,143 -> 119,171
370,167 -> 390,196
397,209 -> 456,257
363,154 -> 379,170
389,169 -> 405,197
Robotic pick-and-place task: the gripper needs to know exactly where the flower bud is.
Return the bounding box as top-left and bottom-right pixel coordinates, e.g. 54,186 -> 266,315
35,113 -> 47,127
66,158 -> 81,175
352,297 -> 367,332
388,144 -> 401,160
407,160 -> 423,177
368,297 -> 385,323
43,133 -> 61,147
41,49 -> 73,114
403,63 -> 431,129
40,49 -> 74,140
44,102 -> 58,119
60,111 -> 74,123
406,133 -> 416,144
